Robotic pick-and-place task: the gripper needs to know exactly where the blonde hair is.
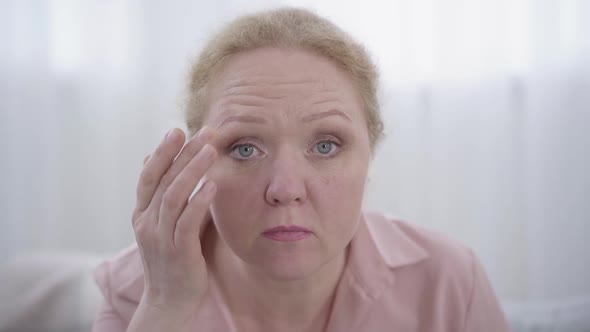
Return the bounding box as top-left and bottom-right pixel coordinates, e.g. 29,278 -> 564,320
185,7 -> 384,150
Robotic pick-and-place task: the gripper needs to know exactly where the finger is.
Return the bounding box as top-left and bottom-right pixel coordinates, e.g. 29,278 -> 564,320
158,144 -> 217,244
135,128 -> 185,212
149,126 -> 215,213
174,180 -> 216,248
143,154 -> 151,166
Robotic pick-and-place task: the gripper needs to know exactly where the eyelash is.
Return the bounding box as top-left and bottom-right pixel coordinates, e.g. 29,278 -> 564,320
228,136 -> 342,161
308,139 -> 341,158
229,138 -> 264,161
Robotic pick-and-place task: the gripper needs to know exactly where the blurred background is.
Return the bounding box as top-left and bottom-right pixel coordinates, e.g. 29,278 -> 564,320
1,0 -> 589,331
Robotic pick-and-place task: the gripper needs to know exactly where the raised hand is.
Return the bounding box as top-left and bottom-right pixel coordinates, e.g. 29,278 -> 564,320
131,127 -> 217,315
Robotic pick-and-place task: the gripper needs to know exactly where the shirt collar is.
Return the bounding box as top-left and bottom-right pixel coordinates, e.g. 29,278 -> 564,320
324,211 -> 429,331
348,210 -> 429,295
362,211 -> 429,269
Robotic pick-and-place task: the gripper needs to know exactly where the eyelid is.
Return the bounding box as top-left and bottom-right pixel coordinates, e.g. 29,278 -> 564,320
309,133 -> 342,145
228,136 -> 262,149
309,136 -> 342,157
228,138 -> 265,160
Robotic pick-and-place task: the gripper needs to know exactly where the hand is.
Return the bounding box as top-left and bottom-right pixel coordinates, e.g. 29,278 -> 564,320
132,127 -> 217,313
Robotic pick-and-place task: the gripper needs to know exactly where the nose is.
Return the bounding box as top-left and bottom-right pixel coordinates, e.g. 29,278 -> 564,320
265,151 -> 307,206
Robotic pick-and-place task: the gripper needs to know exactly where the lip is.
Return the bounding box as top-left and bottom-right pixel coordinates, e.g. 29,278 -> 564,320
262,225 -> 313,242
263,225 -> 312,233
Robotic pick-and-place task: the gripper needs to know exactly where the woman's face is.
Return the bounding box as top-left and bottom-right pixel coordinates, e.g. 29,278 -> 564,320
203,47 -> 371,281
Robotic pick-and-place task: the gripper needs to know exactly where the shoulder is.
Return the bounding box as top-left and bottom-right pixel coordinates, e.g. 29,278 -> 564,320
359,212 -> 509,330
93,243 -> 144,321
362,210 -> 477,292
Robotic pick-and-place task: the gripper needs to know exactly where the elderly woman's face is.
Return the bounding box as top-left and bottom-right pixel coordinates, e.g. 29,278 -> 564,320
204,47 -> 371,280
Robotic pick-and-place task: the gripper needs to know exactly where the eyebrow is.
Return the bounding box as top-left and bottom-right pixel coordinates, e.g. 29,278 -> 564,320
217,109 -> 351,128
302,109 -> 351,123
218,114 -> 268,128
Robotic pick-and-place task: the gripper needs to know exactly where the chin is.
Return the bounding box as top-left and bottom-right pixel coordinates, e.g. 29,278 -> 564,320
259,261 -> 319,282
251,249 -> 324,282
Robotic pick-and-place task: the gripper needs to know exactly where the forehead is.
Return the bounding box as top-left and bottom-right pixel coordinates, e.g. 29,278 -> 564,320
205,47 -> 364,123
212,47 -> 354,91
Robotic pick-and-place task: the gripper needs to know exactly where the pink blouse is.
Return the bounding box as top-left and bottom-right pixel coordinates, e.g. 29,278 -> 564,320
92,211 -> 510,331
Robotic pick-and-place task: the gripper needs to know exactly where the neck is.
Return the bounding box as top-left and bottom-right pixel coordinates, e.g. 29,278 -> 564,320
204,227 -> 347,331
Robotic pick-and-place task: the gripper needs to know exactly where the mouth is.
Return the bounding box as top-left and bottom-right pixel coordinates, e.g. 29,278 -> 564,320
262,225 -> 313,242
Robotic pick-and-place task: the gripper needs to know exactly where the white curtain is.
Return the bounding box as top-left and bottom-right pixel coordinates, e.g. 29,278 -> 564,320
1,0 -> 589,304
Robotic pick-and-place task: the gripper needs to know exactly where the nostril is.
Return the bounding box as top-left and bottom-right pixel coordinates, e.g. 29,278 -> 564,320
265,179 -> 306,205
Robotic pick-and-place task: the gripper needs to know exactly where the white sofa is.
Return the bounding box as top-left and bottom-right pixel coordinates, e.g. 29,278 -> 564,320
0,253 -> 103,332
1,253 -> 590,332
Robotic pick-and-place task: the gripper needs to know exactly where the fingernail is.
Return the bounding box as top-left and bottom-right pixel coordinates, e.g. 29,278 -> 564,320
197,126 -> 214,142
166,128 -> 179,143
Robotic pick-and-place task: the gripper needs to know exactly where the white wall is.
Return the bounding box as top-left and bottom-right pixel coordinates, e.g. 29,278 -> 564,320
1,0 -> 589,303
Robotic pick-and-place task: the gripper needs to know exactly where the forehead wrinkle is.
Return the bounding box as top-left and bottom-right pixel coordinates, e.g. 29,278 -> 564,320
212,88 -> 352,127
209,72 -> 356,127
218,84 -> 341,109
309,91 -> 345,106
219,94 -> 279,108
222,76 -> 321,89
220,75 -> 337,100
209,108 -> 272,130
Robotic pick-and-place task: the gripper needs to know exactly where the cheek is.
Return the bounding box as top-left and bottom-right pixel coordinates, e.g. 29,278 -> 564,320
207,165 -> 265,230
313,174 -> 364,208
310,164 -> 369,228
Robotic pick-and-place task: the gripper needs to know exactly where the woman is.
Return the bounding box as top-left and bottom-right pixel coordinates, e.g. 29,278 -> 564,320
92,7 -> 510,332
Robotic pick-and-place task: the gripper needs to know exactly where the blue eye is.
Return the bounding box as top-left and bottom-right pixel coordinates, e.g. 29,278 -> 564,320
231,143 -> 258,159
238,145 -> 254,157
316,141 -> 334,154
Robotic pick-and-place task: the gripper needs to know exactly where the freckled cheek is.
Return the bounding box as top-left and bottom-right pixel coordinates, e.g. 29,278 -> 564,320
310,170 -> 367,229
320,164 -> 367,193
322,179 -> 364,206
